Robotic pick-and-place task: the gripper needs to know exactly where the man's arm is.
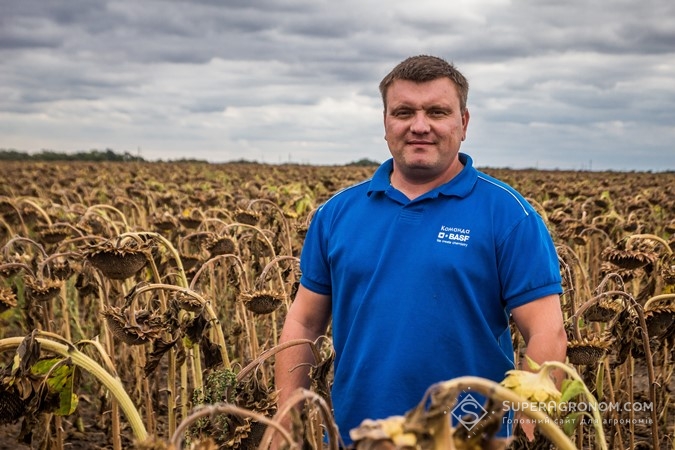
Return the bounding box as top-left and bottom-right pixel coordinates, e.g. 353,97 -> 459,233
510,294 -> 567,440
274,284 -> 332,415
511,293 -> 567,378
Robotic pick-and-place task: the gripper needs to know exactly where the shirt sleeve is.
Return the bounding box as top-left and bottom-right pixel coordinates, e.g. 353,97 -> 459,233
497,211 -> 562,312
299,206 -> 332,295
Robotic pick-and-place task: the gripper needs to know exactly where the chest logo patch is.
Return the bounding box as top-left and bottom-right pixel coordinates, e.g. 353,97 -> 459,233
437,225 -> 470,247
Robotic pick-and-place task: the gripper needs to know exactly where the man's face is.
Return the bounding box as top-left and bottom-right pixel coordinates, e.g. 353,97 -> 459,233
384,78 -> 469,182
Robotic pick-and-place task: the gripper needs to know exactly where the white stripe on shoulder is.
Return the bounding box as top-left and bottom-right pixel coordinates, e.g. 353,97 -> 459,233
317,178 -> 371,212
476,175 -> 529,215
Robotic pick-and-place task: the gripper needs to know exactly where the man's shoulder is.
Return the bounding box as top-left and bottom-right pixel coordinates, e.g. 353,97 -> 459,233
318,178 -> 372,211
473,171 -> 533,215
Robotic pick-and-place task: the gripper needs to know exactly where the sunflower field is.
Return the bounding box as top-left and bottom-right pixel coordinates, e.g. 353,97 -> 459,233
0,160 -> 673,449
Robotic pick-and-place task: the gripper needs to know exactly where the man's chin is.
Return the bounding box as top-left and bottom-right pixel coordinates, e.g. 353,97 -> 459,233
401,154 -> 436,168
402,160 -> 437,173
399,164 -> 445,182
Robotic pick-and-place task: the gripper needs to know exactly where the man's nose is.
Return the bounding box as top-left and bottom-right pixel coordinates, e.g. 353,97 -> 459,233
410,112 -> 431,133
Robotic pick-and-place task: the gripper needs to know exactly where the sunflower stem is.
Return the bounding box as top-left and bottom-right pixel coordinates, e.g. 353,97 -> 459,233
0,335 -> 147,442
541,361 -> 607,450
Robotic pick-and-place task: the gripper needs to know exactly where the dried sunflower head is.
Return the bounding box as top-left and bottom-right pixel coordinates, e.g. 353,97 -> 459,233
567,336 -> 613,366
599,261 -> 642,282
179,253 -> 202,272
233,209 -> 260,226
102,306 -> 164,345
171,290 -> 205,313
664,219 -> 675,235
0,197 -> 15,215
294,223 -> 309,239
548,209 -> 568,225
0,253 -> 33,277
601,241 -> 657,270
240,290 -> 284,315
584,297 -> 625,322
556,219 -> 585,242
205,236 -> 236,257
0,387 -> 27,425
233,376 -> 277,448
149,211 -> 178,231
644,306 -> 675,339
85,237 -> 148,280
623,220 -> 642,233
658,254 -> 675,287
77,214 -> 108,236
75,270 -> 99,297
0,286 -> 18,313
178,209 -> 202,229
45,255 -> 74,281
24,276 -> 63,302
37,224 -> 72,245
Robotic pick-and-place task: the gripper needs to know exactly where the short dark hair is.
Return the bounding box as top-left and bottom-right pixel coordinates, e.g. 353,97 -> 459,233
379,55 -> 469,113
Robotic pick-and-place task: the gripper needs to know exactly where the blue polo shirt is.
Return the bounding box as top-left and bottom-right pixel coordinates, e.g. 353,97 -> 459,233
299,153 -> 561,443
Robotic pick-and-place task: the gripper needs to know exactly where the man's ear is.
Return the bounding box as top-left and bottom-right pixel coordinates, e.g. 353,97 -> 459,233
462,108 -> 470,127
462,109 -> 470,139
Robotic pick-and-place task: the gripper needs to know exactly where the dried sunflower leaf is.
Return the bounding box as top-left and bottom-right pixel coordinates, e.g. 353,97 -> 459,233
184,313 -> 208,346
200,337 -> 223,370
144,337 -> 179,377
13,332 -> 41,376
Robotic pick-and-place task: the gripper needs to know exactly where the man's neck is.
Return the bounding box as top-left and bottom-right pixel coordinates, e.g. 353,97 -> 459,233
389,161 -> 464,200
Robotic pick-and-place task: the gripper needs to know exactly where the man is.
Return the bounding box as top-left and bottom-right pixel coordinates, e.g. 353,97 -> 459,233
275,55 -> 567,447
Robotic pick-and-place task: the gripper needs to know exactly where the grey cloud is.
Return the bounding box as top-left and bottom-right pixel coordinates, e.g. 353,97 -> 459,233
1,0 -> 673,170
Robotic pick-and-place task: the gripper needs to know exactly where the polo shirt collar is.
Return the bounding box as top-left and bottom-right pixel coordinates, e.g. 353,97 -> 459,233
367,152 -> 478,199
368,159 -> 395,193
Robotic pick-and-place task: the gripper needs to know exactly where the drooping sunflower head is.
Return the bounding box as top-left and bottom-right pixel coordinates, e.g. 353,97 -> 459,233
584,296 -> 625,322
240,290 -> 284,315
171,290 -> 205,313
45,254 -> 74,281
0,286 -> 18,313
149,211 -> 178,231
566,336 -> 613,366
24,276 -> 63,302
205,235 -> 236,257
37,224 -> 72,245
178,209 -> 203,229
102,306 -> 164,345
601,243 -> 657,270
233,209 -> 260,226
85,237 -> 149,280
0,387 -> 27,425
644,306 -> 675,339
599,261 -> 642,282
658,253 -> 675,287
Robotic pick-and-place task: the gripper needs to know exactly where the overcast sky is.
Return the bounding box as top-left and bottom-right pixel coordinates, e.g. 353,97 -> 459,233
2,0 -> 674,170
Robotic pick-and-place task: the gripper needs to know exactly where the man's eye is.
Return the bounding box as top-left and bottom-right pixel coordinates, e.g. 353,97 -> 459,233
393,110 -> 412,118
429,110 -> 447,117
